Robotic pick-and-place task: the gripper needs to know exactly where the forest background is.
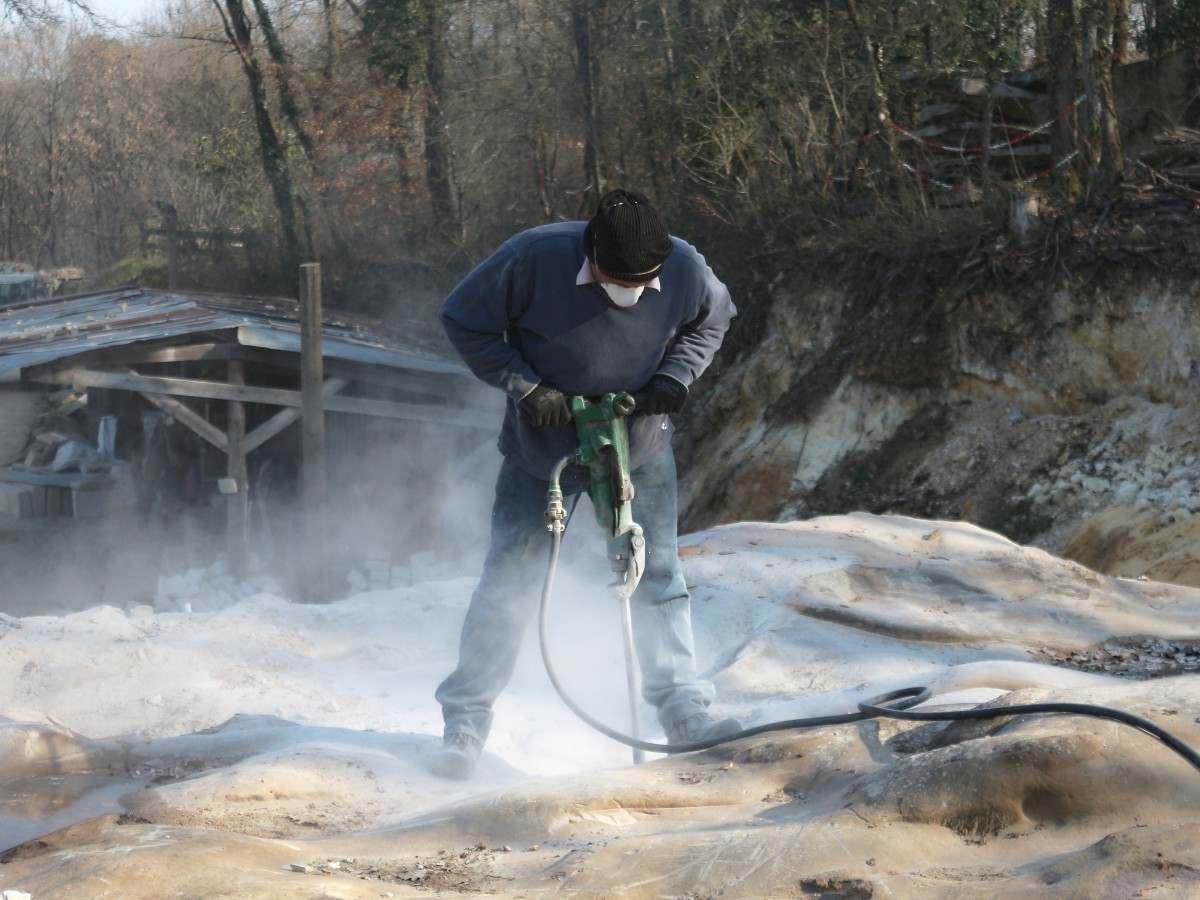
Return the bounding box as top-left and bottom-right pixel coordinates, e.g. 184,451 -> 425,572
2,0 -> 1187,327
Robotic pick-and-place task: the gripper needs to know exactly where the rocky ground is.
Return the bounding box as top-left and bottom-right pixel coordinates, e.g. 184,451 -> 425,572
4,516 -> 1200,898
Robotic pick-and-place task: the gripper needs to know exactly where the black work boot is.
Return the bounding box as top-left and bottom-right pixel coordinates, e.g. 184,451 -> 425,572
430,732 -> 482,780
667,713 -> 742,749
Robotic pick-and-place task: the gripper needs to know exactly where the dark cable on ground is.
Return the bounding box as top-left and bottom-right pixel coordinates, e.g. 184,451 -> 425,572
539,528 -> 1200,772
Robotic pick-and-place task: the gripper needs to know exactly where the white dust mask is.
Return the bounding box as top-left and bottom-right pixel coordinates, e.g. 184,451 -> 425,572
601,282 -> 644,307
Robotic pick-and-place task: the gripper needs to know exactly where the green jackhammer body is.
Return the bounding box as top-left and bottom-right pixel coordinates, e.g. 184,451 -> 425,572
544,393 -> 646,599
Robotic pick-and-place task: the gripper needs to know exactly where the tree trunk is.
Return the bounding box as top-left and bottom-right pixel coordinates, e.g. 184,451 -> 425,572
1110,0 -> 1130,63
249,0 -> 315,159
1082,0 -> 1124,195
1047,0 -> 1084,200
360,0 -> 458,241
571,0 -> 606,203
423,0 -> 459,240
844,0 -> 912,209
216,0 -> 305,280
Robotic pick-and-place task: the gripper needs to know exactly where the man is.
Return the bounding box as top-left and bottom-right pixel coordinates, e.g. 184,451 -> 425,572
432,188 -> 739,779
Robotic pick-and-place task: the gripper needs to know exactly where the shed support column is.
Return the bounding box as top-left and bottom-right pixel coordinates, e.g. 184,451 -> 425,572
300,262 -> 329,603
226,358 -> 248,578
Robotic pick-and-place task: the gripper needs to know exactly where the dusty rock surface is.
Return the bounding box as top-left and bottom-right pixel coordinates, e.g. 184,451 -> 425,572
1,515 -> 1199,897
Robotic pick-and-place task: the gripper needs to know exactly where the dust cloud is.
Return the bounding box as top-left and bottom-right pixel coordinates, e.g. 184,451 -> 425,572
0,378 -> 506,617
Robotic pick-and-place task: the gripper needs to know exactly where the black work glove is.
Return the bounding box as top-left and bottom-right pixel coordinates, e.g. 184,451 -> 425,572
518,384 -> 572,427
633,374 -> 689,415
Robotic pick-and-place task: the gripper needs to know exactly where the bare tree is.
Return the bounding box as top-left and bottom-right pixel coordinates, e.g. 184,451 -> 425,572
363,0 -> 460,242
570,0 -> 604,201
213,0 -> 306,279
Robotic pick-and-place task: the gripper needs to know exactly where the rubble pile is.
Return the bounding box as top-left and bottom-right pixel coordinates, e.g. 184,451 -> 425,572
1043,637 -> 1200,678
301,845 -> 507,893
1022,400 -> 1200,526
154,563 -> 284,613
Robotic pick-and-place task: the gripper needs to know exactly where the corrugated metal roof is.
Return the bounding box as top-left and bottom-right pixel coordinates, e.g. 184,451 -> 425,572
0,288 -> 466,377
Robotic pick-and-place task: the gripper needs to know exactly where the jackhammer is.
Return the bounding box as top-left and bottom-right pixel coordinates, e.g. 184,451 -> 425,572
544,392 -> 647,763
535,394 -> 1200,776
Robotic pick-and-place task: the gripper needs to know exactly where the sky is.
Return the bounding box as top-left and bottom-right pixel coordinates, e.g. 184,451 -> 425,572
76,0 -> 164,27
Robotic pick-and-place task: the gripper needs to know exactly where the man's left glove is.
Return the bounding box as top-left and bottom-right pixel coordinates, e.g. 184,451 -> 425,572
518,384 -> 573,427
633,374 -> 689,415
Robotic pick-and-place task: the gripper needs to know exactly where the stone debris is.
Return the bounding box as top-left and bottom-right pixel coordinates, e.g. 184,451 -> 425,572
154,564 -> 284,613
1041,638 -> 1200,678
297,846 -> 510,891
344,548 -> 446,595
1025,424 -> 1200,524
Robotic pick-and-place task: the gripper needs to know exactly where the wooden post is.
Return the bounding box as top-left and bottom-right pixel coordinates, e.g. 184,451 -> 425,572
299,262 -> 328,603
226,358 -> 248,578
163,202 -> 179,290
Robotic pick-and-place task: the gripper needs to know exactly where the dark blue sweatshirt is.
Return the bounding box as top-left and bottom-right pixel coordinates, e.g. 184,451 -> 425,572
440,221 -> 735,479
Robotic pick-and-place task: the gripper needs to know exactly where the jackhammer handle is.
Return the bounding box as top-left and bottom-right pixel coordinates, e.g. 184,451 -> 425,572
613,392 -> 636,417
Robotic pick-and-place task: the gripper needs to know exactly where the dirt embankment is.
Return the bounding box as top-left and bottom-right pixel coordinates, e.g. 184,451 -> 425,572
681,197 -> 1200,587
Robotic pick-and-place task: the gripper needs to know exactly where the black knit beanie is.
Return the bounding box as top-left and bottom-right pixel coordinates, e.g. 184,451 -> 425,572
583,189 -> 673,282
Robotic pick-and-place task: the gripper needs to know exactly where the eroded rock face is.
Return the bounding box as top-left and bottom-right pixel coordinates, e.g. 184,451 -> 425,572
681,264 -> 1200,586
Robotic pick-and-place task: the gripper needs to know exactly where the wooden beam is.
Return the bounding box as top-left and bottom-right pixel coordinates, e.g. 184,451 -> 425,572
26,337 -> 238,372
26,336 -> 490,411
137,375 -> 352,455
29,365 -> 298,405
110,342 -> 235,365
112,341 -> 316,372
244,376 -> 350,454
27,365 -> 493,428
214,347 -> 487,406
139,391 -> 228,452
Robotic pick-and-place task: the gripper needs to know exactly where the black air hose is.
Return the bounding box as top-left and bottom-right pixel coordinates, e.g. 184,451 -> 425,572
538,529 -> 1200,772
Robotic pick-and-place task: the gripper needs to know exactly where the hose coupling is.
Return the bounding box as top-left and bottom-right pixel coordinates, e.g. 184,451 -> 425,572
545,455 -> 572,534
545,490 -> 566,534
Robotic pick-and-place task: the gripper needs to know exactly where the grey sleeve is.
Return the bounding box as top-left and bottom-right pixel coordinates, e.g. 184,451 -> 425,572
655,260 -> 736,387
439,246 -> 541,401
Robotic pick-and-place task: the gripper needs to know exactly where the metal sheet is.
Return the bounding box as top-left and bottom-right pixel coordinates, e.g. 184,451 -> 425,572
0,289 -> 465,379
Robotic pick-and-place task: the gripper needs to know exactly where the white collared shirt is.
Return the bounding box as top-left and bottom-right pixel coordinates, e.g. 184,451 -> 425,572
575,260 -> 662,304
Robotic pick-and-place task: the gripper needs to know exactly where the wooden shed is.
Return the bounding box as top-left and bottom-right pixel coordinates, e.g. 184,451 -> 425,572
0,287 -> 501,609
